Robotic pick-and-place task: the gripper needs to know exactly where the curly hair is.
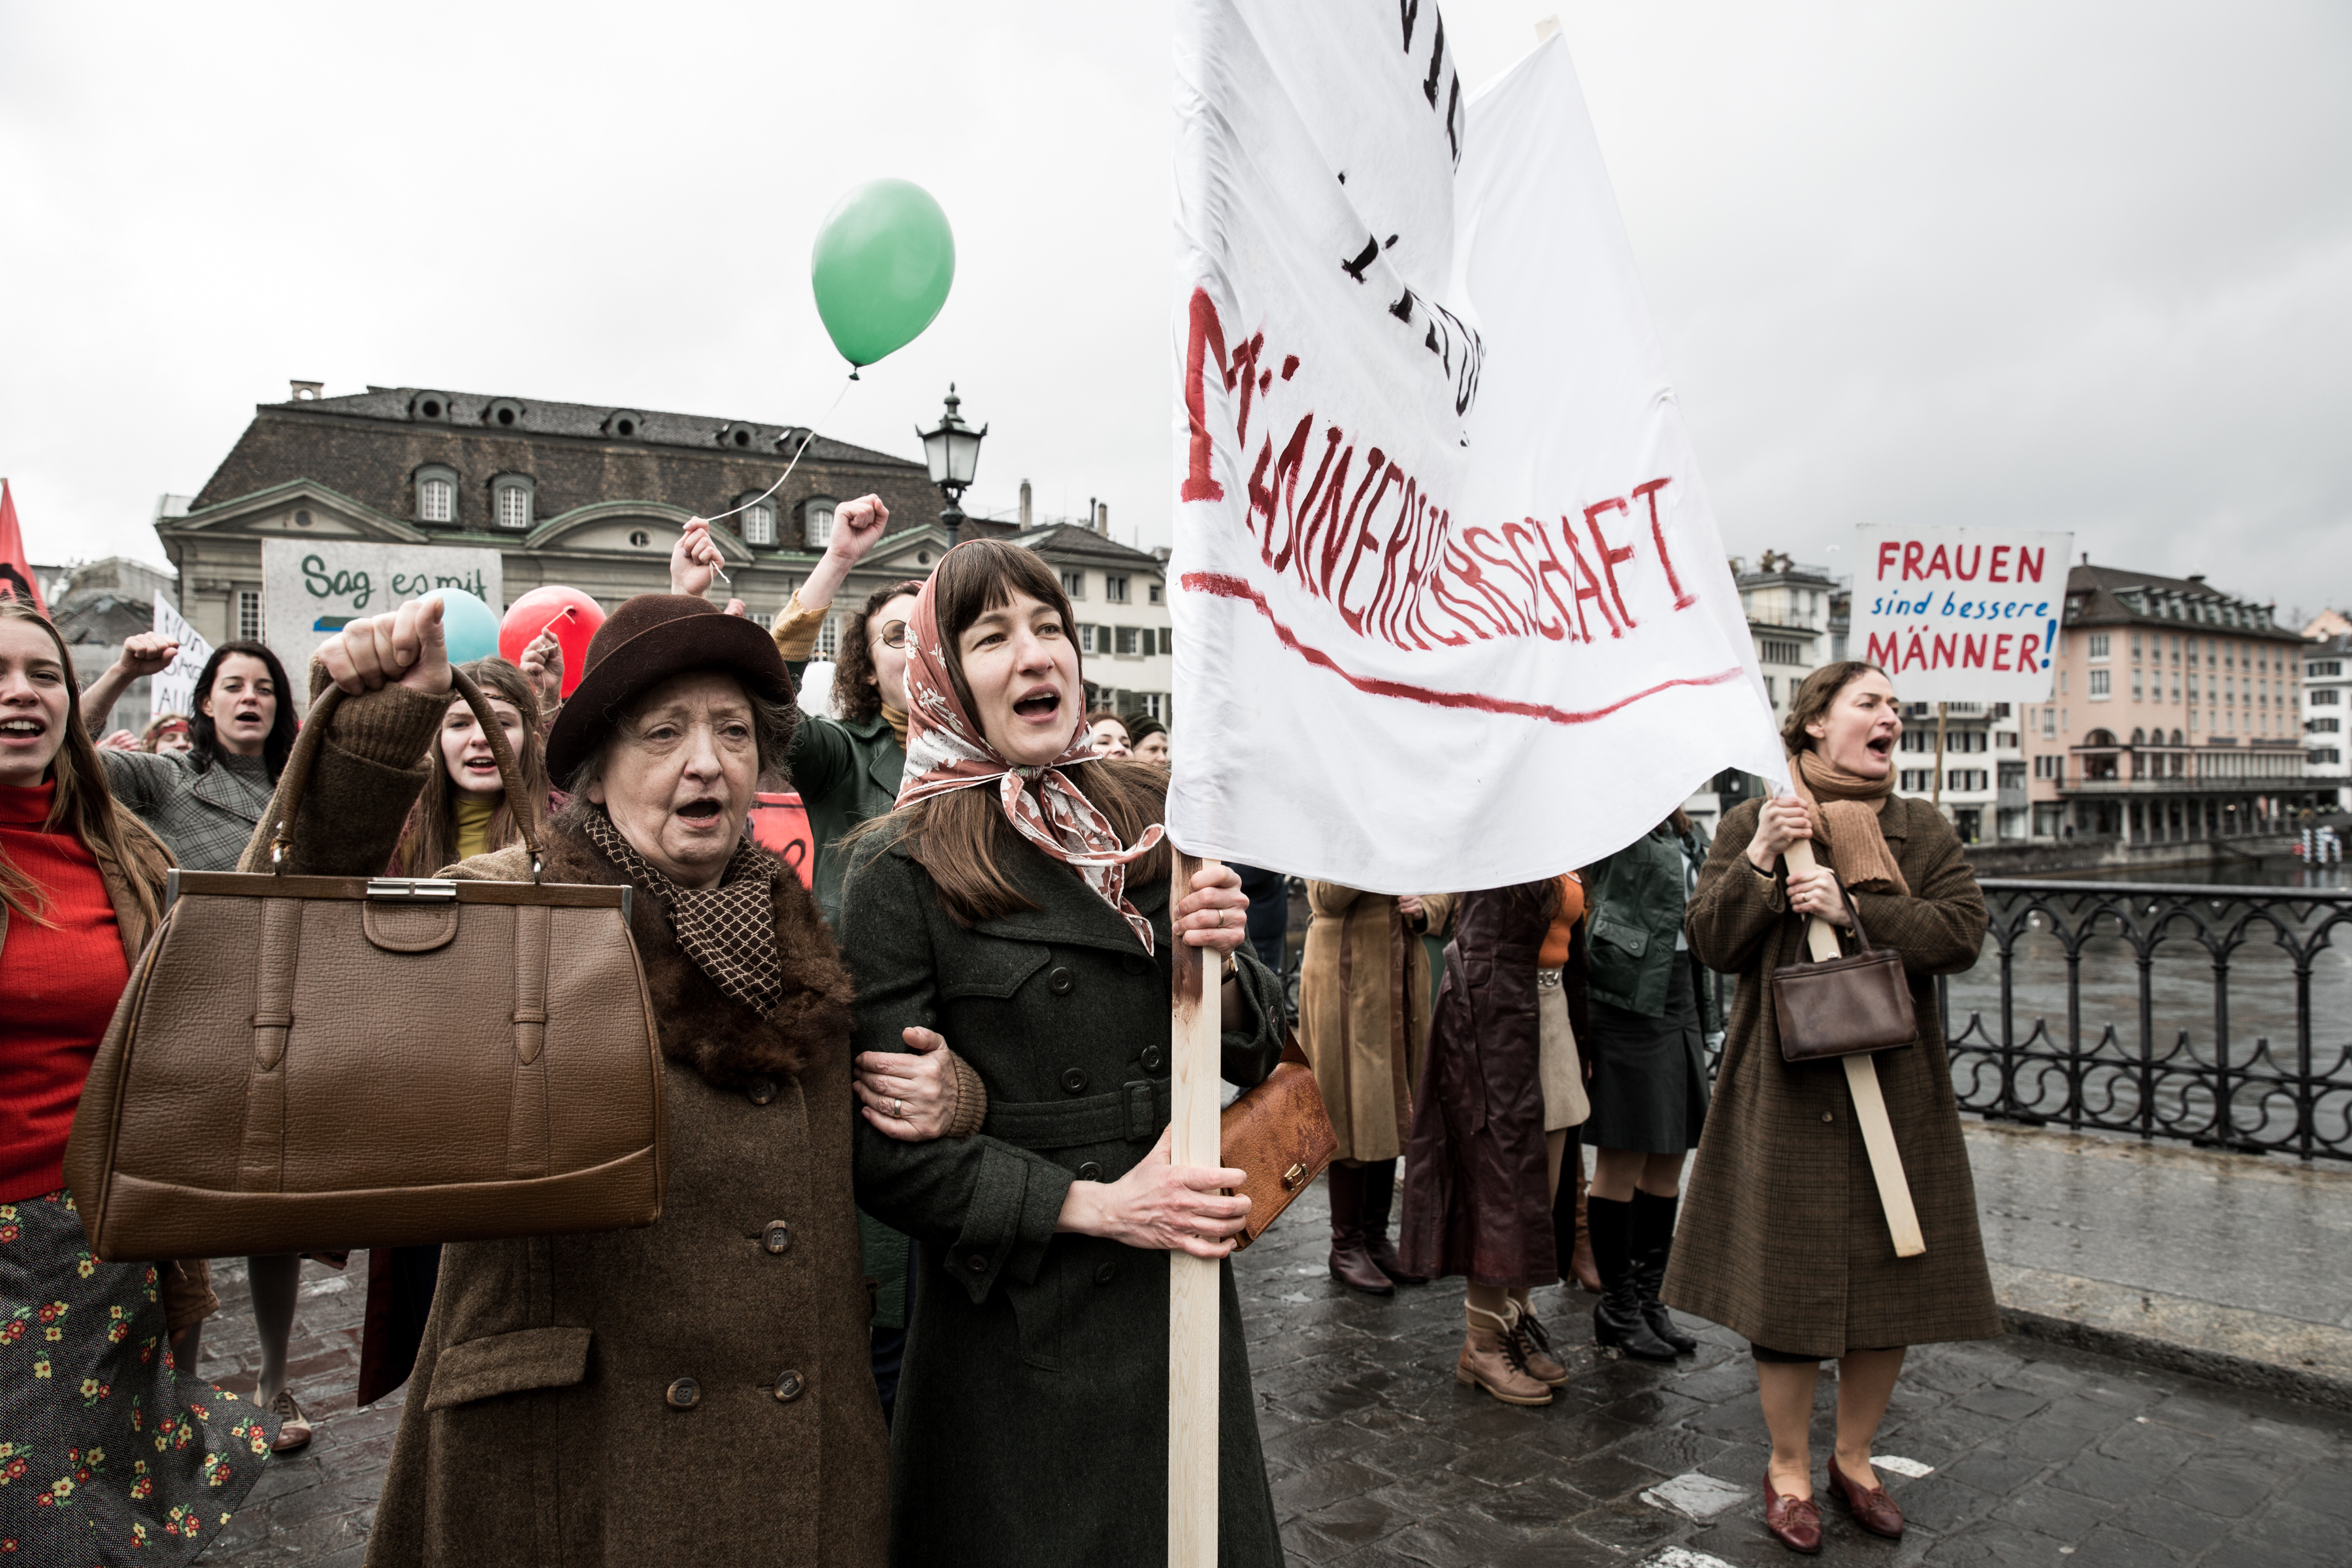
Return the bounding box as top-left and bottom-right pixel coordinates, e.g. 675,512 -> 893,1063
832,578 -> 926,725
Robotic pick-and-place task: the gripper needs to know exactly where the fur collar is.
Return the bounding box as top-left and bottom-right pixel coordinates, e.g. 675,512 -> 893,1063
537,822 -> 852,1088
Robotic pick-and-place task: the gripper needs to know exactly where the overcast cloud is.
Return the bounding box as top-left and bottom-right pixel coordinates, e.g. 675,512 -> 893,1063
3,2 -> 2347,616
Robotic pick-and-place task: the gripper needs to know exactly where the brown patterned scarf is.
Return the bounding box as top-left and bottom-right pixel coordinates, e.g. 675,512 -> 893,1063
1790,749 -> 1910,896
581,807 -> 784,1015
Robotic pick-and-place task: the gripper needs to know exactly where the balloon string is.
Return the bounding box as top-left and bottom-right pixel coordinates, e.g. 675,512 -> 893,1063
695,375 -> 860,587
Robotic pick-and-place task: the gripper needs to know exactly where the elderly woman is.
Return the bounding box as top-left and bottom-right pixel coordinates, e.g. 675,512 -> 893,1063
1668,661 -> 1997,1554
254,593 -> 975,1567
0,599 -> 274,1563
839,539 -> 1288,1567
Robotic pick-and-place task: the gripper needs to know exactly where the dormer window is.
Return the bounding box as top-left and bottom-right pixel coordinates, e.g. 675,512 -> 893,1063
410,391 -> 453,422
803,497 -> 837,548
483,398 -> 525,429
416,464 -> 459,524
492,475 -> 535,531
604,409 -> 645,440
719,421 -> 759,450
741,498 -> 776,547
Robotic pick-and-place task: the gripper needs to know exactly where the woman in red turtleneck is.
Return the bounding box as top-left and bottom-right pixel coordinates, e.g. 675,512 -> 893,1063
0,600 -> 276,1563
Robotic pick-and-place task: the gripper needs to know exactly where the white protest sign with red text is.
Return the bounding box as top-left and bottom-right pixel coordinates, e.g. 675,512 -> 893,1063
1850,527 -> 2070,704
1169,7 -> 1782,892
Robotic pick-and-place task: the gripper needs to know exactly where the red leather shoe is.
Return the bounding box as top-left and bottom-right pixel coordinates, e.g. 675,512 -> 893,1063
1827,1455 -> 1905,1539
1762,1474 -> 1823,1555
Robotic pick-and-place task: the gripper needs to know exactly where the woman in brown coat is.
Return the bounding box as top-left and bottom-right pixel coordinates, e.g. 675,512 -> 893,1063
1297,884 -> 1454,1292
1666,661 -> 1999,1554
255,593 -> 972,1567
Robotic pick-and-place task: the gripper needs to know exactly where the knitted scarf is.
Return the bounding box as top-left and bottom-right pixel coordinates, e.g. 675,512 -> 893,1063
580,806 -> 784,1015
1789,749 -> 1910,896
894,563 -> 1164,952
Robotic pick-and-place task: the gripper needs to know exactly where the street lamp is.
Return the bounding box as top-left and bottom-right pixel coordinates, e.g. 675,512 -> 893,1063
917,384 -> 987,548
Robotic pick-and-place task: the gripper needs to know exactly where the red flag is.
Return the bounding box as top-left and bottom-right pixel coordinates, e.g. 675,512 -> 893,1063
0,480 -> 47,615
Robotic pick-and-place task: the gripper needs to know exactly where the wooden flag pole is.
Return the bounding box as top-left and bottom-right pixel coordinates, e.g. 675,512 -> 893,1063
1168,849 -> 1221,1567
1782,836 -> 1927,1258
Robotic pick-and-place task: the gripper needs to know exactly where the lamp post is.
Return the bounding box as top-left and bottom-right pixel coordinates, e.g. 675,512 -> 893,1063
918,384 -> 987,549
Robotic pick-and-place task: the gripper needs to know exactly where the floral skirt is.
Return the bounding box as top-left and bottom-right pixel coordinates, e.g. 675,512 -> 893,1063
0,1190 -> 277,1565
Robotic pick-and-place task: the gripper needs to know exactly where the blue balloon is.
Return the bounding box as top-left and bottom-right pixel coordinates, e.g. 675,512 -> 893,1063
425,587 -> 501,665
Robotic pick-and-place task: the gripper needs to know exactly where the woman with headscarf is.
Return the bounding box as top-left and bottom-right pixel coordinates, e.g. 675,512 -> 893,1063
1,599 -> 276,1564
244,591 -> 977,1566
1669,661 -> 1996,1554
838,539 -> 1289,1567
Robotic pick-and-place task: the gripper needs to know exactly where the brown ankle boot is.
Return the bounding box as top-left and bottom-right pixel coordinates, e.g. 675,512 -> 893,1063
1571,1169 -> 1601,1294
1507,1298 -> 1569,1386
1326,1166 -> 1394,1296
1457,1305 -> 1553,1406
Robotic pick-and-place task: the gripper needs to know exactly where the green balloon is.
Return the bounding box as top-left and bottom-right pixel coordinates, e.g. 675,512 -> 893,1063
810,178 -> 955,368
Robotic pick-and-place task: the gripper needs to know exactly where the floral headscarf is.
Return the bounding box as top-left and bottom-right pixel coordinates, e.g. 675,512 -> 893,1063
896,565 -> 1166,951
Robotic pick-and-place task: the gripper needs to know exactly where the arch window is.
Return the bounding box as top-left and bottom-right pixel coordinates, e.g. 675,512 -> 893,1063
483,397 -> 525,429
416,464 -> 459,524
604,409 -> 645,440
492,475 -> 535,531
803,497 -> 838,548
410,391 -> 453,422
738,497 -> 776,547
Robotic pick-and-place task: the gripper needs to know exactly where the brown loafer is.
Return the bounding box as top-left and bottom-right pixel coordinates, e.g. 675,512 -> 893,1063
1827,1455 -> 1904,1539
266,1388 -> 314,1452
1762,1473 -> 1822,1555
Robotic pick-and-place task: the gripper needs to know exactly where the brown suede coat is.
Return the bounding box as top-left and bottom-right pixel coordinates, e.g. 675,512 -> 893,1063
242,680 -> 887,1567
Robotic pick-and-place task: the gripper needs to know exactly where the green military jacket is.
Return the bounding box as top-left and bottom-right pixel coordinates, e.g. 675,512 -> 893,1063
1584,820 -> 1722,1027
783,678 -> 906,928
840,819 -> 1288,1567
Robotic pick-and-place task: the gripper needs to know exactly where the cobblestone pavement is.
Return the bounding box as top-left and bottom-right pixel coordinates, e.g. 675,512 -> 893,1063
193,1185 -> 2351,1567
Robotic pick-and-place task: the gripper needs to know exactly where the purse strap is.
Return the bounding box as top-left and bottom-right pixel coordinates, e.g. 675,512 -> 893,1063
1782,856 -> 1877,955
269,668 -> 542,879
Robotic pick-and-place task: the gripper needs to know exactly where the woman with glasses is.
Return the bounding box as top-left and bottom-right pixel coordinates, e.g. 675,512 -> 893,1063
674,497 -> 946,1424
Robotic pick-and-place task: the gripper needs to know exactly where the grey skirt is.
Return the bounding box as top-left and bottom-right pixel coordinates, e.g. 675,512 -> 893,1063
1582,949 -> 1709,1154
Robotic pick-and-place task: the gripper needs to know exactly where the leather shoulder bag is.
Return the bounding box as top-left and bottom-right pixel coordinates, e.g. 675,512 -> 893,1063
65,670 -> 668,1262
1771,880 -> 1919,1063
1220,1030 -> 1337,1250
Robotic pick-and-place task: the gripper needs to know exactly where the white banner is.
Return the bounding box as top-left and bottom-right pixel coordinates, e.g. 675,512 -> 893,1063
1168,7 -> 1782,892
1850,526 -> 2070,704
261,540 -> 502,670
149,592 -> 214,721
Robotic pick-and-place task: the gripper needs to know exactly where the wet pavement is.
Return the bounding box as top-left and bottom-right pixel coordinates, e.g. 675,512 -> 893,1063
190,1150 -> 2352,1567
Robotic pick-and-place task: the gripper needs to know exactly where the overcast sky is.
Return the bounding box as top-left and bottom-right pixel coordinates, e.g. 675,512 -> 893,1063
4,2 -> 2347,617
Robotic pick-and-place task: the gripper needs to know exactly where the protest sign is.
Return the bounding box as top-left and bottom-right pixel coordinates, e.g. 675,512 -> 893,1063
261,540 -> 504,669
149,592 -> 214,719
1850,527 -> 2070,704
1169,12 -> 1782,895
746,793 -> 815,890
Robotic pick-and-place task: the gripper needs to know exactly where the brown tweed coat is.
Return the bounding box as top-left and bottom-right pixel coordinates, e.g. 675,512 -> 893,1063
1297,886 -> 1456,1164
242,680 -> 887,1567
1662,794 -> 2002,1358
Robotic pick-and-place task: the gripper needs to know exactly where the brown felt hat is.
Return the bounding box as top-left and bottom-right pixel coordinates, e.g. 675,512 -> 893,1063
544,594 -> 794,783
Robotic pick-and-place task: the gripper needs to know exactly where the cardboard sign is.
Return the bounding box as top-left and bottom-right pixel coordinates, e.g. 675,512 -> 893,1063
747,792 -> 815,889
150,592 -> 215,720
1850,527 -> 2071,703
261,540 -> 504,669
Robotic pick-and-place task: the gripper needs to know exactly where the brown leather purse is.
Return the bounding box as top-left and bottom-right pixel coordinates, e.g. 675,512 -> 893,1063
65,670 -> 668,1262
1771,881 -> 1918,1063
1219,1032 -> 1336,1250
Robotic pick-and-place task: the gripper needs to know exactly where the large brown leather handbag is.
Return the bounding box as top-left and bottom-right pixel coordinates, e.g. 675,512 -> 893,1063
1219,1032 -> 1337,1250
1771,881 -> 1919,1063
65,670 -> 668,1263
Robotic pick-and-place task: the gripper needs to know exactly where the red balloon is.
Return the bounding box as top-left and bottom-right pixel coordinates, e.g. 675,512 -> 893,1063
498,587 -> 606,697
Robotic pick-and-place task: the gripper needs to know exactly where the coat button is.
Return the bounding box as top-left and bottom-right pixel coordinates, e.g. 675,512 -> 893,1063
1075,1162 -> 1104,1183
1122,955 -> 1149,975
665,1377 -> 700,1409
747,1077 -> 779,1106
1094,1261 -> 1120,1286
1821,1111 -> 1835,1123
1139,1045 -> 1166,1072
774,1369 -> 805,1402
965,1252 -> 989,1275
763,1221 -> 792,1254
1048,966 -> 1075,996
1061,1068 -> 1090,1095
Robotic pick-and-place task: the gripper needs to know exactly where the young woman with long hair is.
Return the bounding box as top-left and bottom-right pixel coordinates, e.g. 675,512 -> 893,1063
0,599 -> 277,1562
836,538 -> 1290,1566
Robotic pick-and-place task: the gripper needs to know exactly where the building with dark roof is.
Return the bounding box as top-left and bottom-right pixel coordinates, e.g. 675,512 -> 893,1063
152,382 -> 1178,725
2020,563 -> 2318,844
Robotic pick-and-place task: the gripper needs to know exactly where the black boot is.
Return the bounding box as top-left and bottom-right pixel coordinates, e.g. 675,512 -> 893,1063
1360,1159 -> 1425,1284
1588,1196 -> 1676,1361
1326,1165 -> 1394,1296
1630,1190 -> 1698,1353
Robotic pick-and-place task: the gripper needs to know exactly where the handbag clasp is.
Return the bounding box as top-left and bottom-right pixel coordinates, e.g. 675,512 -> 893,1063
365,878 -> 460,903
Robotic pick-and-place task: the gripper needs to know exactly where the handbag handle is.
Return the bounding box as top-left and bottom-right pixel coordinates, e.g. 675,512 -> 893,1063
269,666 -> 542,879
1782,855 -> 1876,953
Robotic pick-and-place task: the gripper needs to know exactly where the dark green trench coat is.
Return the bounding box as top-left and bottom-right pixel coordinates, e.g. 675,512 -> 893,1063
840,816 -> 1288,1568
